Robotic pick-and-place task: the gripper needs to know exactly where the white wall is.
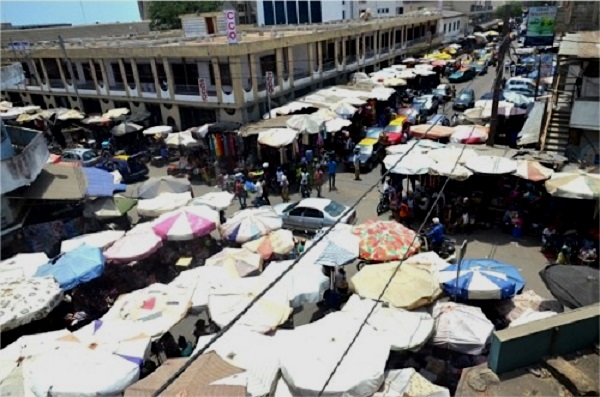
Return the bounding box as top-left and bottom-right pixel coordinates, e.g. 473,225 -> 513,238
439,16 -> 466,38
256,0 -> 266,26
321,2 -> 345,22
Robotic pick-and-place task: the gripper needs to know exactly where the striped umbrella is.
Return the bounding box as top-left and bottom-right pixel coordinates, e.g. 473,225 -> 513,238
152,206 -> 218,241
300,225 -> 359,267
545,169 -> 600,199
242,229 -> 295,260
219,208 -> 282,243
205,248 -> 263,278
513,160 -> 553,182
352,220 -> 420,262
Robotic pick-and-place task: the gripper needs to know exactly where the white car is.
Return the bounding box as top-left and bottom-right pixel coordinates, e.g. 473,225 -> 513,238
273,198 -> 357,233
506,77 -> 536,92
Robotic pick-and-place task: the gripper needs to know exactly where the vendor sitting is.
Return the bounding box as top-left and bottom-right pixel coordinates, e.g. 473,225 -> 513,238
427,217 -> 445,252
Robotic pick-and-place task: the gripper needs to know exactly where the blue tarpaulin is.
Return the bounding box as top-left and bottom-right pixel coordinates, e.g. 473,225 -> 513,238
35,244 -> 105,290
83,167 -> 126,198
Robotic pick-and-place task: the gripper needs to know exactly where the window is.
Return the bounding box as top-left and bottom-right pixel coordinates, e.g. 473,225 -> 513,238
397,7 -> 403,14
386,8 -> 389,13
289,207 -> 305,217
342,10 -> 345,19
274,1 -> 286,24
298,1 -> 309,23
303,208 -> 324,218
287,1 -> 298,24
263,1 -> 275,25
324,201 -> 345,217
82,151 -> 94,161
310,1 -> 322,23
443,24 -> 446,33
457,21 -> 460,30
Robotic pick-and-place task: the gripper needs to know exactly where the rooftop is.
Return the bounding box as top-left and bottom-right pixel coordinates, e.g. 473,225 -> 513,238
558,31 -> 600,59
441,10 -> 465,18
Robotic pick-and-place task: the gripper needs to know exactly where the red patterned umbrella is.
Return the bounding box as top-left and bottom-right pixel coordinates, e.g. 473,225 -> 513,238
352,220 -> 421,262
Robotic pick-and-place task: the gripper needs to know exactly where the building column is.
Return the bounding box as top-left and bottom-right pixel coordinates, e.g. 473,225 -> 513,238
316,41 -> 323,76
130,59 -> 142,96
56,59 -> 68,87
99,60 -> 110,95
341,37 -> 347,68
210,58 -> 223,103
334,38 -> 341,68
391,28 -> 396,51
162,58 -> 175,100
249,54 -> 259,97
88,59 -> 102,96
150,59 -> 162,99
229,56 -> 245,104
29,60 -> 44,89
308,42 -> 316,75
118,59 -> 131,97
356,36 -> 361,60
287,48 -> 295,87
361,34 -> 366,57
275,48 -> 285,87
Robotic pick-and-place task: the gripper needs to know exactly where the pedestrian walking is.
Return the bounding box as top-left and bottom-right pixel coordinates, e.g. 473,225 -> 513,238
451,85 -> 457,100
353,148 -> 361,181
300,167 -> 310,198
328,157 -> 337,191
276,167 -> 283,194
234,178 -> 247,209
280,173 -> 290,202
261,179 -> 271,205
313,166 -> 324,198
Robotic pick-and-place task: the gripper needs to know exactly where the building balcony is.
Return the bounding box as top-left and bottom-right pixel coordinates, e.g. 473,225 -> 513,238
1,124 -> 49,195
174,84 -> 217,97
48,79 -> 64,88
108,82 -> 126,91
323,60 -> 336,72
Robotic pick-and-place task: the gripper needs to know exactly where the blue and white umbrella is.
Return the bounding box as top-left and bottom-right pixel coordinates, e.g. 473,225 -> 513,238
438,259 -> 525,300
300,225 -> 359,267
219,207 -> 282,243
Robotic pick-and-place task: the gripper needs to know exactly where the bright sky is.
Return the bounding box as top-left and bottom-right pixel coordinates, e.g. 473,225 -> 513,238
1,1 -> 141,25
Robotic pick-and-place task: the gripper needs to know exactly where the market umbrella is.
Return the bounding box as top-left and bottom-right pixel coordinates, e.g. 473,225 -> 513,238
427,147 -> 479,165
430,160 -> 473,181
382,77 -> 407,87
137,192 -> 193,218
104,229 -> 163,264
325,118 -> 352,133
257,128 -> 298,148
205,248 -> 263,278
102,283 -> 191,339
143,125 -> 172,136
277,312 -> 390,396
342,295 -> 435,351
431,60 -> 447,67
299,224 -> 359,267
152,205 -> 218,241
168,266 -> 233,309
384,153 -> 434,175
102,108 -> 130,119
286,114 -> 324,134
136,176 -> 192,199
56,109 -> 85,121
438,259 -> 526,300
386,141 -> 444,155
463,107 -> 492,122
450,125 -> 489,144
208,277 -> 292,333
494,289 -> 563,324
0,252 -> 49,281
0,100 -> 12,111
110,122 -> 143,137
259,260 -> 329,307
35,245 -> 105,291
402,57 -> 417,63
352,220 -> 421,262
165,130 -> 200,148
84,196 -> 137,219
465,155 -> 518,175
350,261 -> 441,309
513,160 -> 554,182
82,115 -> 111,124
243,229 -> 295,259
331,101 -> 358,117
539,264 -> 600,309
509,309 -> 557,328
220,208 -> 282,243
544,169 -> 600,199
0,277 -> 63,331
430,301 -> 494,355
410,124 -> 455,140
60,230 -> 125,253
191,191 -> 234,211
373,368 -> 450,397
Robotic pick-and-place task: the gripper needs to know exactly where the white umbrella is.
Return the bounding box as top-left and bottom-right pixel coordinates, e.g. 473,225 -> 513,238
60,230 -> 125,253
331,102 -> 357,117
339,97 -> 367,106
545,169 -> 600,199
110,122 -> 143,137
257,128 -> 298,148
143,125 -> 172,136
277,312 -> 390,396
243,229 -> 295,259
165,130 -> 200,147
325,118 -> 352,133
370,87 -> 395,100
137,192 -> 193,218
299,225 -> 359,267
137,176 -> 192,199
427,147 -> 479,165
103,228 -> 163,264
509,309 -> 557,328
82,115 -> 111,124
152,205 -> 219,241
205,248 -> 263,278
259,260 -> 329,307
220,207 -> 283,243
0,277 -> 63,332
168,266 -> 233,309
513,160 -> 554,182
430,160 -> 473,181
430,301 -> 494,355
286,114 -> 324,134
102,108 -> 130,119
56,109 -> 85,121
0,253 -> 49,281
465,155 -> 518,175
374,368 -> 450,397
342,295 -> 435,351
384,153 -> 434,175
191,191 -> 234,210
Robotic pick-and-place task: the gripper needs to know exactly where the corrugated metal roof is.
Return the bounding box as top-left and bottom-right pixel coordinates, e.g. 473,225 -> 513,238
558,31 -> 600,59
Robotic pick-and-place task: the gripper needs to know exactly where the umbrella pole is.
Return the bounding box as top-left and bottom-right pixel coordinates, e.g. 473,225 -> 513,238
455,240 -> 468,302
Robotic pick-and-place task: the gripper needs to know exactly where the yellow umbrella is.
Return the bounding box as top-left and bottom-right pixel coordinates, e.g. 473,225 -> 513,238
485,30 -> 499,36
382,77 -> 408,87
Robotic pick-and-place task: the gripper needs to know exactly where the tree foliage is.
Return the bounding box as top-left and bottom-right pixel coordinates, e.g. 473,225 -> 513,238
148,1 -> 222,31
495,2 -> 523,18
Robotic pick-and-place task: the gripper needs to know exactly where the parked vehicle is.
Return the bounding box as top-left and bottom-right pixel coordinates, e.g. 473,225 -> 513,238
407,104 -> 429,124
472,61 -> 489,75
448,67 -> 476,83
61,148 -> 101,167
453,88 -> 476,111
426,114 -> 452,127
432,84 -> 452,103
419,230 -> 457,261
376,190 -> 391,215
400,89 -> 420,104
413,95 -> 440,116
364,127 -> 384,140
273,198 -> 357,233
381,115 -> 411,145
96,154 -> 149,183
344,138 -> 381,171
505,77 -> 536,92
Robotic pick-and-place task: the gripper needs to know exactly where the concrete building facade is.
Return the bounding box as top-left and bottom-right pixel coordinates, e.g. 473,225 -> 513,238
1,12 -> 443,131
438,10 -> 468,43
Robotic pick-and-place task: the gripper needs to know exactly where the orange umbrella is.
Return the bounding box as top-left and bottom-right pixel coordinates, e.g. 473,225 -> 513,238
410,124 -> 455,140
352,220 -> 420,262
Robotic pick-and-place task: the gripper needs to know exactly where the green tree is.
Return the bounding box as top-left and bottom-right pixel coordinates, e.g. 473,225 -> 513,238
148,1 -> 222,31
495,2 -> 523,18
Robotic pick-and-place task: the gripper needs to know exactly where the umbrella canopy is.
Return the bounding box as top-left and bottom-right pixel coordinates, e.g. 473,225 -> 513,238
104,229 -> 163,264
352,220 -> 420,261
410,124 -> 455,140
60,230 -> 125,253
382,77 -> 407,87
143,125 -> 172,136
438,259 -> 526,300
243,229 -> 295,259
257,128 -> 298,148
325,118 -> 352,133
0,277 -> 63,331
342,295 -> 435,351
259,260 -> 329,307
152,206 -> 218,241
137,192 -> 193,218
465,155 -> 518,175
56,109 -> 85,121
137,177 -> 191,199
0,253 -> 49,281
509,309 -> 557,328
385,141 -> 443,155
165,130 -> 200,147
300,225 -> 359,267
84,196 -> 137,219
384,153 -> 434,175
191,191 -> 234,211
350,262 -> 441,309
208,277 -> 292,333
82,115 -> 111,124
103,283 -> 191,339
331,101 -> 358,117
450,125 -> 489,144
277,312 -> 390,397
205,248 -> 263,278
545,169 -> 600,199
431,301 -> 494,355
402,57 -> 417,63
110,122 -> 143,137
430,160 -> 473,181
540,264 -> 599,309
35,245 -> 105,291
168,266 -> 233,309
286,114 -> 324,134
427,147 -> 479,165
220,208 -> 282,243
373,368 -> 450,397
103,108 -> 130,119
513,160 -> 553,181
495,289 -> 563,324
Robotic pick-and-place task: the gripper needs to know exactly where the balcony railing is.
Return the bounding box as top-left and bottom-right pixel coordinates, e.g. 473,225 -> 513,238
323,60 -> 336,71
174,84 -> 217,96
77,82 -> 96,90
293,69 -> 310,79
108,82 -> 126,91
140,82 -> 157,93
48,79 -> 64,88
346,54 -> 358,64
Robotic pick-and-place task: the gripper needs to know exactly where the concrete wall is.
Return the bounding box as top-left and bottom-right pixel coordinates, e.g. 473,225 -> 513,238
489,304 -> 600,374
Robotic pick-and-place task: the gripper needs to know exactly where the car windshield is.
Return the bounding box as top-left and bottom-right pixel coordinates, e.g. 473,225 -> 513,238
433,89 -> 445,95
283,202 -> 299,213
365,129 -> 382,139
324,201 -> 346,217
357,144 -> 373,155
458,93 -> 471,101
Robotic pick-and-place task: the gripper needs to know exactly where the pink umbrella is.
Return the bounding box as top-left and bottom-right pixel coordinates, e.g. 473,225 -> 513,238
104,231 -> 163,264
152,206 -> 218,241
450,125 -> 489,144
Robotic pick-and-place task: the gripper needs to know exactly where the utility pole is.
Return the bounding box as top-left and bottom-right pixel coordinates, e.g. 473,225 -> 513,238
488,7 -> 511,147
58,35 -> 84,112
534,49 -> 543,100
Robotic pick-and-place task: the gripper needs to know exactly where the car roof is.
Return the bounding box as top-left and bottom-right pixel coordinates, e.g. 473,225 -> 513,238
437,84 -> 449,89
459,88 -> 474,94
297,198 -> 335,211
358,138 -> 378,146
